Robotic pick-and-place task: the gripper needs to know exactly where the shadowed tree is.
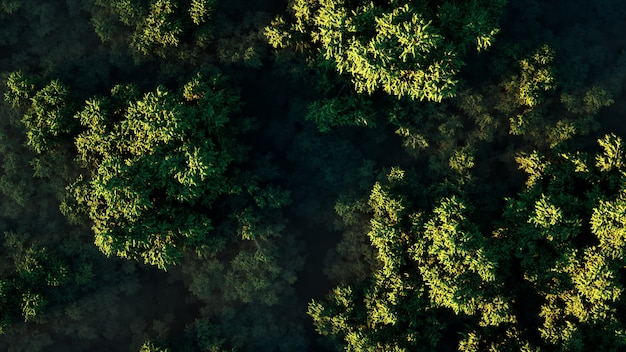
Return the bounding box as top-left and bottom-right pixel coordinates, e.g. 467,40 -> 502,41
92,0 -> 216,60
4,71 -> 78,154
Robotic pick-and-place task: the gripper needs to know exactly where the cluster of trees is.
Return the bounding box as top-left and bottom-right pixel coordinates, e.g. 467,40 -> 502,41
91,0 -> 216,60
310,134 -> 626,351
2,0 -> 626,351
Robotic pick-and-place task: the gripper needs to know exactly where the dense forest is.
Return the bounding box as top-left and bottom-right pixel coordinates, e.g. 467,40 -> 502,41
2,0 -> 626,351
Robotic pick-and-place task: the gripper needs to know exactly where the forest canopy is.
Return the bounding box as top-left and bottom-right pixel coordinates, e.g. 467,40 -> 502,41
309,134 -> 626,351
2,0 -> 626,351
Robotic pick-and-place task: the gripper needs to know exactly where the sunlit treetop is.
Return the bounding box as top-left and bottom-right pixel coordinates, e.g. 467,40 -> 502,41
65,70 -> 249,269
266,0 -> 506,102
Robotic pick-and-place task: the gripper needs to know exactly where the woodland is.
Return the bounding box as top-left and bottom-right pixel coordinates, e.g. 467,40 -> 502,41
1,0 -> 626,351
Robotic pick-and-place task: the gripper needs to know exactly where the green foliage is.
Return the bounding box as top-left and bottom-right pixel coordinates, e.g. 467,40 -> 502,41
497,135 -> 626,350
308,279 -> 441,352
4,72 -> 77,154
4,71 -> 32,108
412,197 -> 505,319
67,71 -> 245,269
518,45 -> 556,108
395,125 -> 429,154
130,0 -> 183,56
93,0 -> 217,60
326,193 -> 378,283
183,319 -> 234,351
189,0 -> 214,25
213,11 -> 272,68
267,0 -> 506,101
382,41 -> 613,168
0,0 -> 21,14
20,292 -> 46,322
596,133 -> 624,172
222,244 -> 295,306
308,170 -> 452,351
0,231 -> 95,332
502,45 -> 557,136
140,339 -> 171,352
491,45 -> 612,148
173,289 -> 306,351
306,95 -> 376,132
0,105 -> 36,213
4,1 -> 626,351
312,133 -> 626,351
186,227 -> 303,310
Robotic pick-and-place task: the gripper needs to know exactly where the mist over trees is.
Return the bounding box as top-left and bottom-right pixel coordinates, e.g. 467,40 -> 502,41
1,0 -> 626,351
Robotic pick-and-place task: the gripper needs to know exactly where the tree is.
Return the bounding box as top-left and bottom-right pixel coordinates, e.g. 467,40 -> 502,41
266,0 -> 506,102
4,71 -> 78,154
309,169 -> 451,351
0,230 -> 95,333
65,70 -> 248,269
